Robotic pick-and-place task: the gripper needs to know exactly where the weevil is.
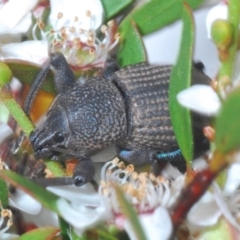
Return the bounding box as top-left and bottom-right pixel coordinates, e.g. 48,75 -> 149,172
17,53 -> 211,186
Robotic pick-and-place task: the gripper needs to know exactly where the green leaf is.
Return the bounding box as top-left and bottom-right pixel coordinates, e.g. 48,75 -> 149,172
101,0 -> 133,20
3,60 -> 56,94
215,87 -> 240,154
114,185 -> 147,240
58,217 -> 70,240
119,0 -> 203,36
117,20 -> 146,67
0,178 -> 8,208
0,170 -> 59,213
198,217 -> 236,240
169,3 -> 194,163
18,227 -> 60,240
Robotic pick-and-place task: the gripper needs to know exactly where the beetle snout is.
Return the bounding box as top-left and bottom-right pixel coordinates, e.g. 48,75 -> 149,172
29,130 -> 52,159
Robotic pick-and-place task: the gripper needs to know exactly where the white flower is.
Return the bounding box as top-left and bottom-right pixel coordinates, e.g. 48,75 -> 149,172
0,204 -> 19,239
0,0 -> 119,69
177,84 -> 221,116
0,0 -> 38,36
52,159 -> 180,239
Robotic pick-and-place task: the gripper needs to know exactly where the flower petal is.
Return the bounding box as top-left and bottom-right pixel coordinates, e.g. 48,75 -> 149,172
0,233 -> 19,240
224,163 -> 240,196
213,183 -> 240,231
9,189 -> 42,214
0,0 -> 38,33
0,40 -> 48,64
57,198 -> 111,235
187,191 -> 221,226
124,207 -> 172,240
0,122 -> 13,145
49,0 -> 103,30
177,84 -> 221,115
47,183 -> 100,206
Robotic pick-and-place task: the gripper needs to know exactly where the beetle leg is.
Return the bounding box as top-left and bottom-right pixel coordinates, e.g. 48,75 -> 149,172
31,158 -> 95,187
116,147 -> 158,166
72,158 -> 95,186
117,147 -> 187,174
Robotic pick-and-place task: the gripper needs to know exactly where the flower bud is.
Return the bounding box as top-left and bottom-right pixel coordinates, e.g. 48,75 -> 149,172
211,19 -> 233,50
0,62 -> 12,88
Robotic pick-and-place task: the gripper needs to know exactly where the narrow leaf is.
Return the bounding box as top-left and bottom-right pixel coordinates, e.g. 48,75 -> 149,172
169,3 -> 194,163
215,87 -> 240,154
101,0 -> 133,20
117,20 -> 146,67
119,0 -> 204,36
18,227 -> 60,240
114,185 -> 147,240
0,170 -> 60,213
0,178 -> 8,207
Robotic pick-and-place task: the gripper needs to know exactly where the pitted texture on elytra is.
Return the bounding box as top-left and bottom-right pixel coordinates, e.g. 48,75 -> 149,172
114,63 -> 176,151
58,78 -> 127,155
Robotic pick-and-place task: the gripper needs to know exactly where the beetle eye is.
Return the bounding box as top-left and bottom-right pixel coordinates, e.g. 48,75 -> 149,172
53,132 -> 64,143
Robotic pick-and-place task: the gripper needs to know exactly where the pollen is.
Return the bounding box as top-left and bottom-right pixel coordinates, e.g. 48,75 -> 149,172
74,16 -> 79,22
86,10 -> 91,17
115,33 -> 120,40
101,25 -> 107,33
57,12 -> 63,19
107,20 -> 114,27
126,164 -> 134,173
69,26 -> 76,33
37,19 -> 45,30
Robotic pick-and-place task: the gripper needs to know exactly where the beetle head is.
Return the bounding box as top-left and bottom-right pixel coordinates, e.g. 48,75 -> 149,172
29,101 -> 73,160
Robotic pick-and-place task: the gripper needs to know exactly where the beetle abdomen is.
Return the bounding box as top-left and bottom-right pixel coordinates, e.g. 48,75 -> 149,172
113,63 -> 176,151
113,62 -> 211,153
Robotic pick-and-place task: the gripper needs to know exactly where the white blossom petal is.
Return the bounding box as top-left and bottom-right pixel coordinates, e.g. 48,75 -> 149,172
124,207 -> 172,240
0,0 -> 38,35
47,183 -> 100,206
187,191 -> 221,226
9,189 -> 42,215
177,84 -> 221,115
213,183 -> 240,230
206,3 -> 228,38
22,207 -> 58,228
0,40 -> 48,64
49,0 -> 103,30
223,163 -> 240,196
0,233 -> 19,240
57,198 -> 111,236
0,122 -> 13,145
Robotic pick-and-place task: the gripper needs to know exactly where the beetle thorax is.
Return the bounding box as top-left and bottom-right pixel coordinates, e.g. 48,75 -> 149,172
57,78 -> 127,155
